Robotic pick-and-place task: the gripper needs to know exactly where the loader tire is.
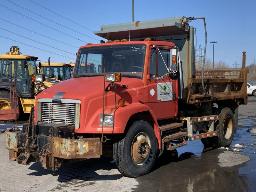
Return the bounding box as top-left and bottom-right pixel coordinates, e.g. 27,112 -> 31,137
113,120 -> 158,177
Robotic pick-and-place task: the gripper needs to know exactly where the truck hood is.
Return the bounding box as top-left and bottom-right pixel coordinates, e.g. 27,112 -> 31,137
36,76 -> 144,101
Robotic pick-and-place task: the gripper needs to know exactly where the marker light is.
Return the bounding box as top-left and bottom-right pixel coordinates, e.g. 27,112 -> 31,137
105,73 -> 122,83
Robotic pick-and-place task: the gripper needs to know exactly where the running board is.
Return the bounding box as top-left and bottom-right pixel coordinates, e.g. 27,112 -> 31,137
162,131 -> 187,143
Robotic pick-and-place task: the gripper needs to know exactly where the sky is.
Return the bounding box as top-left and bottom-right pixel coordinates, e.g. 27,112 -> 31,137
0,0 -> 255,67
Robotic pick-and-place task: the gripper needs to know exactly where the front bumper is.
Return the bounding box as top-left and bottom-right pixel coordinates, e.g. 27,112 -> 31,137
5,124 -> 102,170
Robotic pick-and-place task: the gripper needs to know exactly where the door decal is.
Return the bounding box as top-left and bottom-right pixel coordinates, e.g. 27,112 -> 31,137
157,82 -> 173,101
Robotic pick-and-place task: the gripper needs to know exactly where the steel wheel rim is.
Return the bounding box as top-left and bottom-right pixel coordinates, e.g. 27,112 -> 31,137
224,118 -> 233,139
131,132 -> 151,165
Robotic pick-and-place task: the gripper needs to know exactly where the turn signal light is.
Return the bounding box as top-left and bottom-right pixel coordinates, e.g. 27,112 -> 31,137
105,73 -> 122,83
172,55 -> 177,65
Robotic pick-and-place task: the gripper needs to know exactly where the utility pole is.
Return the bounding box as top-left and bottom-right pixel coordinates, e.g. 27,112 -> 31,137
210,41 -> 217,69
132,0 -> 135,22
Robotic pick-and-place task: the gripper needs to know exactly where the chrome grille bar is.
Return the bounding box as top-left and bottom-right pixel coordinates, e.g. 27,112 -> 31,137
38,99 -> 80,127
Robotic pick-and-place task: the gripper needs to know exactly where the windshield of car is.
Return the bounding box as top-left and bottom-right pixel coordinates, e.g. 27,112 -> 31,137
42,66 -> 72,80
75,44 -> 146,78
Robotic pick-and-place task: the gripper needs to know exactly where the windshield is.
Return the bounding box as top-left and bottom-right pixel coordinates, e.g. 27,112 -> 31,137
76,44 -> 146,78
0,59 -> 36,79
0,59 -> 12,79
42,66 -> 72,80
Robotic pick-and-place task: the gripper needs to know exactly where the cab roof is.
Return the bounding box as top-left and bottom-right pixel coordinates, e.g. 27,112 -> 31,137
79,40 -> 175,50
0,53 -> 38,60
41,62 -> 74,67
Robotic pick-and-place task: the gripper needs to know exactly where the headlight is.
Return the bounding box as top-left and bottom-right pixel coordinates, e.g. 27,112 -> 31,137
100,114 -> 114,127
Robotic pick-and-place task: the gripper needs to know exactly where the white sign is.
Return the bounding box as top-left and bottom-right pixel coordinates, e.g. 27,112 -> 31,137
157,82 -> 173,101
150,88 -> 155,96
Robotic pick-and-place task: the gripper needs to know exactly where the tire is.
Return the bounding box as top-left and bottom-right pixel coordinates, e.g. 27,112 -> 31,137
201,107 -> 236,148
216,107 -> 236,147
253,90 -> 256,97
234,107 -> 238,132
113,120 -> 158,177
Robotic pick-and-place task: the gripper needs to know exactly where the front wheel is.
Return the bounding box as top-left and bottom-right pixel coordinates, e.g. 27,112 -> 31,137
113,120 -> 158,177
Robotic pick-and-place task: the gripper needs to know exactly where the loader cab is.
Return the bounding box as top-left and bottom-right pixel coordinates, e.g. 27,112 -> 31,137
0,46 -> 38,98
40,62 -> 73,82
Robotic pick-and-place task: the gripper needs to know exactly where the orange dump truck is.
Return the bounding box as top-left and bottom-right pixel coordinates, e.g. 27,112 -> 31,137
6,17 -> 247,177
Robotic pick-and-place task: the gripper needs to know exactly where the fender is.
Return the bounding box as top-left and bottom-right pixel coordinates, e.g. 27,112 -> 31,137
114,102 -> 162,149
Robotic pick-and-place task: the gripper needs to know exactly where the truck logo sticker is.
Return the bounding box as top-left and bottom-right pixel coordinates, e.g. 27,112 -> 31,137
150,89 -> 155,96
157,82 -> 173,101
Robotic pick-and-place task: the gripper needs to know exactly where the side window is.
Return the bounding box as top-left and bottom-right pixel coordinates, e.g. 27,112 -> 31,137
27,61 -> 37,75
79,53 -> 102,74
87,53 -> 102,73
150,48 -> 170,78
16,60 -> 27,79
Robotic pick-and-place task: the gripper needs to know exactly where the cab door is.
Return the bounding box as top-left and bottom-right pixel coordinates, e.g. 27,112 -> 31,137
145,46 -> 178,120
15,60 -> 32,97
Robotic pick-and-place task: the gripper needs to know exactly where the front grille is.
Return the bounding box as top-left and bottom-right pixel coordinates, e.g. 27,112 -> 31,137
39,99 -> 80,127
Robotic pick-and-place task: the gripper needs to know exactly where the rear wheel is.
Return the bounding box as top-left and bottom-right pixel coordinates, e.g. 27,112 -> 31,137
113,120 -> 158,177
201,107 -> 236,148
216,107 -> 236,147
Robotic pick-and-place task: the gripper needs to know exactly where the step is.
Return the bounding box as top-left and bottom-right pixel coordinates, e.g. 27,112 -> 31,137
162,131 -> 187,143
159,122 -> 183,132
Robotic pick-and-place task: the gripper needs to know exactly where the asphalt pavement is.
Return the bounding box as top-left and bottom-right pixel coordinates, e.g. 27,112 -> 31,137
0,97 -> 255,192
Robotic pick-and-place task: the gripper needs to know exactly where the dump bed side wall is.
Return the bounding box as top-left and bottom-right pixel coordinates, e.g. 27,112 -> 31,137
187,68 -> 248,105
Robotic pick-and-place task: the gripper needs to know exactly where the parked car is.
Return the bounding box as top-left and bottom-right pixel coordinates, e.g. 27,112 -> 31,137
247,82 -> 256,96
